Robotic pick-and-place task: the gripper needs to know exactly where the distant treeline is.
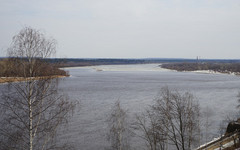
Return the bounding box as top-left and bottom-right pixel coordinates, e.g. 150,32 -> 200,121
41,58 -> 240,67
52,58 -> 147,67
0,58 -> 68,77
161,62 -> 240,74
1,57 -> 240,76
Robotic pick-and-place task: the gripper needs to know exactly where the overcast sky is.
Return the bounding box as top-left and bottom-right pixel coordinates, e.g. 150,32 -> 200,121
0,0 -> 240,59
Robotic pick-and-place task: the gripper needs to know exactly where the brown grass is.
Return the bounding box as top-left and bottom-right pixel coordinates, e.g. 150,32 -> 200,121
0,75 -> 67,84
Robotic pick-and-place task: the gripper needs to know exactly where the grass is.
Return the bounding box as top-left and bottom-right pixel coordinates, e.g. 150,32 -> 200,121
0,75 -> 67,83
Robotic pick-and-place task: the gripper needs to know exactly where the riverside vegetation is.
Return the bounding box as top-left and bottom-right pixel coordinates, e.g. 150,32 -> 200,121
0,58 -> 68,83
161,62 -> 240,75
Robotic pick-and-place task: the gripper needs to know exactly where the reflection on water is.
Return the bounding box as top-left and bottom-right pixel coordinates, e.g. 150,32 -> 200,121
58,64 -> 240,150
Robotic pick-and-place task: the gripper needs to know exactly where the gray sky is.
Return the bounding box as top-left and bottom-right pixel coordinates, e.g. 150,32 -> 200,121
0,0 -> 240,59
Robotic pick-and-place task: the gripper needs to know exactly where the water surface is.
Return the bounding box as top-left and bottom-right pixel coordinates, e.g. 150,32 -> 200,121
58,64 -> 240,149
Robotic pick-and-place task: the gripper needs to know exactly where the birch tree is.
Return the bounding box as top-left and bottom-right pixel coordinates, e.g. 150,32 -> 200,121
0,27 -> 75,150
107,101 -> 131,150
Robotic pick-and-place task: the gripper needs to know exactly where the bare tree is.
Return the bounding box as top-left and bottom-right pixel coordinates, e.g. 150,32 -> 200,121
107,100 -> 131,150
134,110 -> 167,150
152,87 -> 201,150
135,87 -> 201,150
134,87 -> 201,150
0,27 -> 75,150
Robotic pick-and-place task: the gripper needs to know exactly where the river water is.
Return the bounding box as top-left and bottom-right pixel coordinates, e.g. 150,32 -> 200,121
57,64 -> 240,150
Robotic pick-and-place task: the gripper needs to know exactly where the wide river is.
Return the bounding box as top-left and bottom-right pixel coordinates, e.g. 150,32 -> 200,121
58,64 -> 240,150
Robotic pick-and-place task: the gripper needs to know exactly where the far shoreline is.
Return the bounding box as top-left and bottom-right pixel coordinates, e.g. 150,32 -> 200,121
62,63 -> 239,76
160,63 -> 240,76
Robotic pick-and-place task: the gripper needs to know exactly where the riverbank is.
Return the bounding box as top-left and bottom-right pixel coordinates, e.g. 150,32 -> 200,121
161,63 -> 240,76
0,75 -> 67,84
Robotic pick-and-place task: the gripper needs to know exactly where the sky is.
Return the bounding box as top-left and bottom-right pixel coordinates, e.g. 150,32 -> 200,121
0,0 -> 240,59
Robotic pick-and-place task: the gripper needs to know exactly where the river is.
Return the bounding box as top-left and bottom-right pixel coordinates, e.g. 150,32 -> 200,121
58,64 -> 240,150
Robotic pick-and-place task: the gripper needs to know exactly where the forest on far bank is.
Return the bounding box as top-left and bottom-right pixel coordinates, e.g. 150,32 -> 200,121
1,57 -> 240,68
161,62 -> 240,74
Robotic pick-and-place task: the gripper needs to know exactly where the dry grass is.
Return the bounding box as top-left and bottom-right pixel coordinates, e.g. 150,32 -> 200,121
0,76 -> 67,83
0,77 -> 25,83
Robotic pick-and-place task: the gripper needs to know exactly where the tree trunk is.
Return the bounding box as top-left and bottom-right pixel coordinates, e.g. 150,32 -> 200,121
29,104 -> 33,150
